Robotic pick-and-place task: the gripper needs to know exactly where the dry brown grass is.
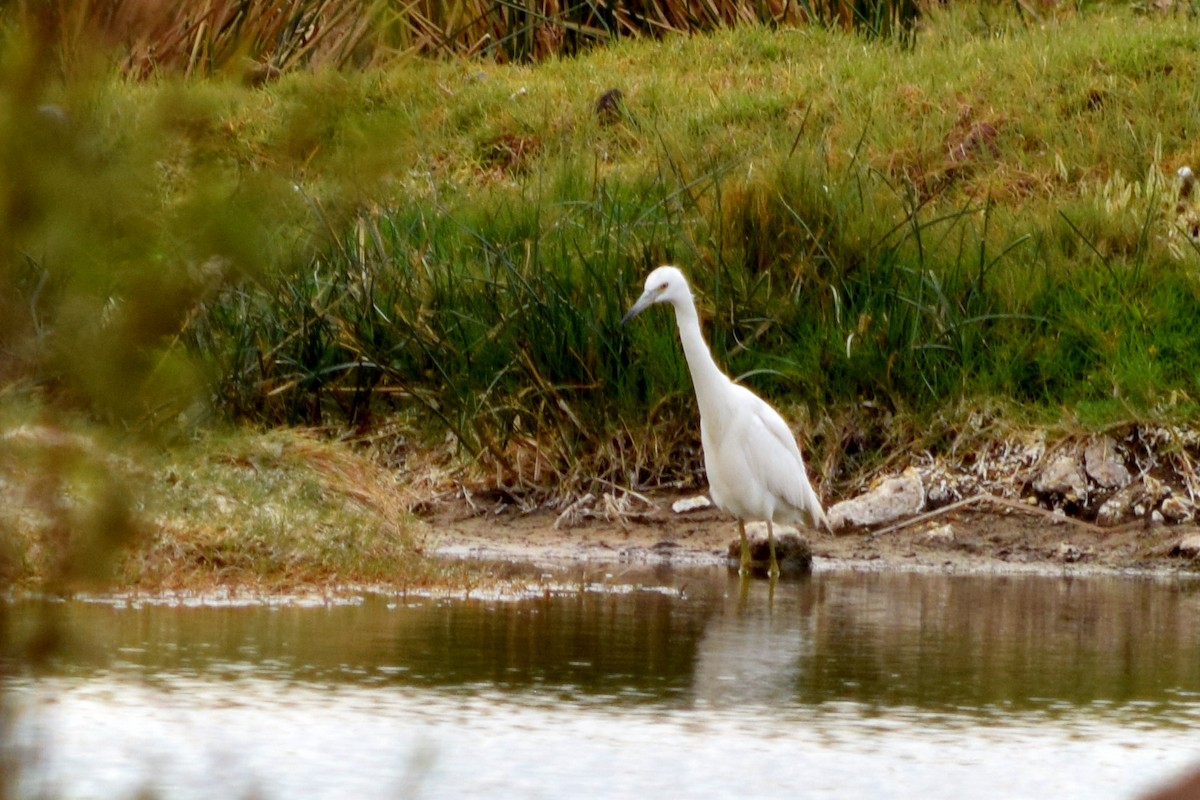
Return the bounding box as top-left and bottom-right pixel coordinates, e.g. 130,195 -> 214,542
12,0 -> 927,77
16,0 -> 382,79
0,422 -> 469,595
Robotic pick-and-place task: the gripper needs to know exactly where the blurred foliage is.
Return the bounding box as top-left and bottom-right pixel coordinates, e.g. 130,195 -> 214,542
0,17 -> 303,609
0,34 -> 297,427
0,423 -> 143,593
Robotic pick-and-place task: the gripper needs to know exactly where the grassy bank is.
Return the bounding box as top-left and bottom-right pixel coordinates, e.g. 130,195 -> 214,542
3,3 -> 1200,590
193,5 -> 1200,489
0,416 -> 470,594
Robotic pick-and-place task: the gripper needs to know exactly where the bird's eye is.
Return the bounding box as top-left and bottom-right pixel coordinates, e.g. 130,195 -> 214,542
659,282 -> 669,291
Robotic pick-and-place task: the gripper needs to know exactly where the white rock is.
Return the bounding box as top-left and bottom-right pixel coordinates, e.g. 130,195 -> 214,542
671,495 -> 712,514
828,467 -> 925,532
1084,436 -> 1131,489
1033,452 -> 1087,500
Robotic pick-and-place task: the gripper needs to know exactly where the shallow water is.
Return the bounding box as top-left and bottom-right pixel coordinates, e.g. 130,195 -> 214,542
5,568 -> 1200,799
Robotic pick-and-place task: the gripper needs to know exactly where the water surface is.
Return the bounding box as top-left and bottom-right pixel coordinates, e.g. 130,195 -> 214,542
6,568 -> 1200,799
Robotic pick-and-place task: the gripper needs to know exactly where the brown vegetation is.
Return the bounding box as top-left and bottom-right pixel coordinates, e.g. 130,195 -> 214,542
13,0 -> 926,76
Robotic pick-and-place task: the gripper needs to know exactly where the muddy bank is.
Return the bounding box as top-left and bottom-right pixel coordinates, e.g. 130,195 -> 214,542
421,424 -> 1200,577
421,494 -> 1200,577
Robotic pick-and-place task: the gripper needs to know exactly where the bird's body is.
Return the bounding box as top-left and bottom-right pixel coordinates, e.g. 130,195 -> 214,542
623,265 -> 827,576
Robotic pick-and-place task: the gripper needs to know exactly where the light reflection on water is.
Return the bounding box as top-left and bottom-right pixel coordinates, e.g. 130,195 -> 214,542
6,568 -> 1200,799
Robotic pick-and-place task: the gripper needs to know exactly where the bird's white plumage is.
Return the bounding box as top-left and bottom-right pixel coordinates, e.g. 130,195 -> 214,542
623,265 -> 827,574
701,382 -> 822,526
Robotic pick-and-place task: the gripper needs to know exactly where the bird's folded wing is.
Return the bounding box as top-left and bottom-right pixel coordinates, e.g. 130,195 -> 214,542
751,398 -> 827,527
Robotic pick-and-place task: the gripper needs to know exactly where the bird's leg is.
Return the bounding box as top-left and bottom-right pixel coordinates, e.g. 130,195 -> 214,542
767,520 -> 779,579
738,520 -> 750,576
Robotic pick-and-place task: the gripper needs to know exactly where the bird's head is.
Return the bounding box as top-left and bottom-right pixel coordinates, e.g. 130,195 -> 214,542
621,265 -> 692,325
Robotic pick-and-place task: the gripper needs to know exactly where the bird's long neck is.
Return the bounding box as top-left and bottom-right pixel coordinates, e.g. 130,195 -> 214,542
672,296 -> 729,418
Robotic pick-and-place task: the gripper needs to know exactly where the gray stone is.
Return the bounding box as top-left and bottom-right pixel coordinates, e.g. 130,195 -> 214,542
828,467 -> 925,532
1033,452 -> 1087,500
1083,436 -> 1131,489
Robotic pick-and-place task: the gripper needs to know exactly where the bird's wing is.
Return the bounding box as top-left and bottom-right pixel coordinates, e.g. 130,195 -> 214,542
741,389 -> 828,530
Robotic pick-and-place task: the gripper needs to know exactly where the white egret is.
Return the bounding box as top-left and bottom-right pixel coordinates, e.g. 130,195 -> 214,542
622,265 -> 828,577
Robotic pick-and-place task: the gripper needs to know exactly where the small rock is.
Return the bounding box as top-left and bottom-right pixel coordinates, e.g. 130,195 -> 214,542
1084,436 -> 1131,489
1173,533 -> 1200,558
1161,495 -> 1193,523
1152,510 -> 1165,526
671,495 -> 712,514
1033,452 -> 1087,500
726,523 -> 812,575
828,467 -> 925,531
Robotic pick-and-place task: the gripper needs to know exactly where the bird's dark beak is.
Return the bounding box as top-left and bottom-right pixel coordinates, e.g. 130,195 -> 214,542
621,290 -> 656,326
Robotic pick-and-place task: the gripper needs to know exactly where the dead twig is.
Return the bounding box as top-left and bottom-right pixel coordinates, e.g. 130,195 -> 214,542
868,492 -> 1132,538
553,492 -> 595,530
